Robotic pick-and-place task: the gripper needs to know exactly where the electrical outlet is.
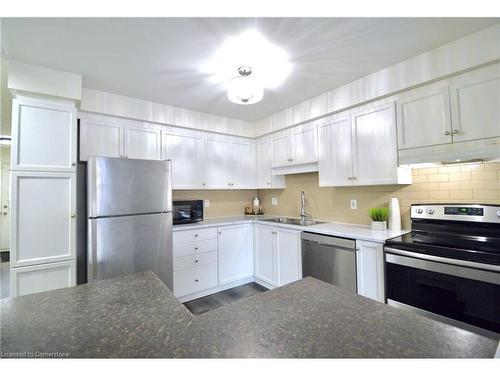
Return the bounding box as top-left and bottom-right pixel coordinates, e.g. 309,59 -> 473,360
271,197 -> 278,206
204,199 -> 210,208
350,199 -> 357,210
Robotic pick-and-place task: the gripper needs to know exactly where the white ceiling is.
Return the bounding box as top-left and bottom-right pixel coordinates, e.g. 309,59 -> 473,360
2,18 -> 498,121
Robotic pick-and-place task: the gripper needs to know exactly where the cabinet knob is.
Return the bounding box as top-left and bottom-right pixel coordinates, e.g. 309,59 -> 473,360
194,247 -> 198,250
347,177 -> 352,180
195,279 -> 199,282
444,131 -> 451,136
452,129 -> 459,135
202,183 -> 206,186
71,162 -> 76,166
195,260 -> 199,263
71,214 -> 76,218
194,234 -> 198,237
267,182 -> 270,185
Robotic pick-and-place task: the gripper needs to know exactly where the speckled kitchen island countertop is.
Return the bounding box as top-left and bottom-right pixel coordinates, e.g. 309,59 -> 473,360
1,272 -> 498,358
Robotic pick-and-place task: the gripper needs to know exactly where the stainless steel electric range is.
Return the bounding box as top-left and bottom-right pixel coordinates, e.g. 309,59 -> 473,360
384,204 -> 500,339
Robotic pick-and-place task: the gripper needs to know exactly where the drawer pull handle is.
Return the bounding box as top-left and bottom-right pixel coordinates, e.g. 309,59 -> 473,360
195,279 -> 199,282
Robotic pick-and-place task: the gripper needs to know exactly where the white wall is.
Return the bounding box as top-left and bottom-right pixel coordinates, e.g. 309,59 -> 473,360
80,88 -> 256,138
7,60 -> 82,101
255,23 -> 500,136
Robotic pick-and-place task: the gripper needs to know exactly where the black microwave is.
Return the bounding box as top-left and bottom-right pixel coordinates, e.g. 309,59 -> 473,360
172,200 -> 203,225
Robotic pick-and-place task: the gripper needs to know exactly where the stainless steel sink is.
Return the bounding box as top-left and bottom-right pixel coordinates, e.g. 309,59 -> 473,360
259,217 -> 326,226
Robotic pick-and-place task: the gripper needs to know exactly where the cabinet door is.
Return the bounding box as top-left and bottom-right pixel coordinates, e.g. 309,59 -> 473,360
205,136 -> 230,189
257,137 -> 285,189
396,82 -> 453,149
351,102 -> 399,185
230,139 -> 256,189
318,114 -> 354,186
276,228 -> 302,287
254,224 -> 276,286
79,118 -> 124,161
257,137 -> 272,188
291,122 -> 318,165
11,172 -> 76,267
124,123 -> 161,160
272,130 -> 292,168
10,260 -> 76,297
218,224 -> 253,285
162,129 -> 206,189
450,64 -> 500,143
11,96 -> 77,172
356,240 -> 385,302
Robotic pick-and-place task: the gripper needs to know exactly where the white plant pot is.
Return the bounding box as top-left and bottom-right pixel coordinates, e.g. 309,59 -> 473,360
371,221 -> 387,231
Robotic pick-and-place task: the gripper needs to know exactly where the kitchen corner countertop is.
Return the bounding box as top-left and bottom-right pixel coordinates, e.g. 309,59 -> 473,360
173,215 -> 410,244
1,272 -> 498,358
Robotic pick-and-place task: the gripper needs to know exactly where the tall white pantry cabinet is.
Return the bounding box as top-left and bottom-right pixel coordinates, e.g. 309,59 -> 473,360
10,95 -> 78,297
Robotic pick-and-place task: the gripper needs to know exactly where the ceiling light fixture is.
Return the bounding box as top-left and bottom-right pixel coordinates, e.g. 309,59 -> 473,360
227,66 -> 263,105
202,30 -> 292,105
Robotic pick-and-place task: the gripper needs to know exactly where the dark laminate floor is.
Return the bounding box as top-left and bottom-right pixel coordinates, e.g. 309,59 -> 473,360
183,282 -> 268,315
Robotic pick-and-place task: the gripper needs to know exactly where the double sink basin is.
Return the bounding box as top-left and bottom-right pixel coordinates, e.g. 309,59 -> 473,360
258,217 -> 326,227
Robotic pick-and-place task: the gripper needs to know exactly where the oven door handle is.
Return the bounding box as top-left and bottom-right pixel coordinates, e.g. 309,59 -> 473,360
385,248 -> 500,285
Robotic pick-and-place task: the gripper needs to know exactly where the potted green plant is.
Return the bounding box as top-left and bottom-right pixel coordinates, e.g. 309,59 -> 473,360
369,207 -> 389,231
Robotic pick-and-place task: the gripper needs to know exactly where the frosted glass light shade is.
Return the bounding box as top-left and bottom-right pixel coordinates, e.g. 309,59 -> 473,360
227,75 -> 264,105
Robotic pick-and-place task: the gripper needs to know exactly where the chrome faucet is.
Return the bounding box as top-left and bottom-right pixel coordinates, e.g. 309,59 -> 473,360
300,191 -> 307,220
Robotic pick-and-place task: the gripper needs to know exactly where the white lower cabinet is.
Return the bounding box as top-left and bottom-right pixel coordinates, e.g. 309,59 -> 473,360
254,224 -> 276,285
173,262 -> 218,298
218,224 -> 253,285
275,228 -> 302,287
10,260 -> 76,297
356,240 -> 385,302
254,224 -> 302,288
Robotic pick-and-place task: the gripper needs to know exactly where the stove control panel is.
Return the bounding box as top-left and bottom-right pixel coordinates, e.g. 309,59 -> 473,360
444,207 -> 484,216
411,204 -> 500,223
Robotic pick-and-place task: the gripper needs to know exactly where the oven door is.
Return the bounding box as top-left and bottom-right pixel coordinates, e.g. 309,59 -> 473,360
385,247 -> 500,337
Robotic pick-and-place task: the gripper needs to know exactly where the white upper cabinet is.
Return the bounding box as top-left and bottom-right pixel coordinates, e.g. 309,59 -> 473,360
12,96 -> 77,172
229,138 -> 256,189
291,122 -> 318,165
318,101 -> 410,186
162,128 -> 206,189
205,135 -> 230,189
205,135 -> 256,189
449,63 -> 500,143
271,123 -> 318,168
256,136 -> 285,189
318,114 -> 353,187
272,129 -> 292,168
124,122 -> 161,160
396,82 -> 452,150
79,117 -> 124,161
10,171 -> 76,268
351,102 -> 400,185
218,224 -> 253,285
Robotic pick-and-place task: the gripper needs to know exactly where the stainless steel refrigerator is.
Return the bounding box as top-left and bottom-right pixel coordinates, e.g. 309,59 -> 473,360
86,157 -> 173,290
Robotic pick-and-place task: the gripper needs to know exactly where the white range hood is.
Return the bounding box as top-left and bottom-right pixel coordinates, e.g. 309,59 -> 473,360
399,137 -> 500,166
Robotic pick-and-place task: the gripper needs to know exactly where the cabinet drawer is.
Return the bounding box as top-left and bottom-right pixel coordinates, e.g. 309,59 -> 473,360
173,262 -> 218,297
173,251 -> 217,271
173,227 -> 218,244
173,238 -> 218,258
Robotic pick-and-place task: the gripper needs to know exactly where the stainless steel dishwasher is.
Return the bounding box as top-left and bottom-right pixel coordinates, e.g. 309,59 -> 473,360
301,232 -> 357,293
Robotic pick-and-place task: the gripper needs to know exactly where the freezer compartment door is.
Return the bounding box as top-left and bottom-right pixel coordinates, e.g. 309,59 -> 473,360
88,157 -> 172,217
88,213 -> 173,290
